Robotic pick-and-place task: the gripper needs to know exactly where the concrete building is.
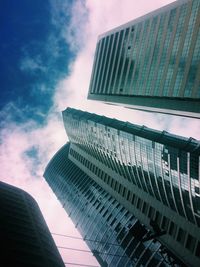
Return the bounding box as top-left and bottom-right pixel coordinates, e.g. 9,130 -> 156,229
60,107 -> 200,267
0,181 -> 65,267
88,0 -> 200,118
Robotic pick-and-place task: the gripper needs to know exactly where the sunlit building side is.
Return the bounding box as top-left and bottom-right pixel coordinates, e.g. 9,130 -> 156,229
88,0 -> 200,118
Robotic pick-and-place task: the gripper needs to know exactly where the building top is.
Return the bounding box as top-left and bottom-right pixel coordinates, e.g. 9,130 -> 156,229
0,180 -> 36,202
63,107 -> 200,153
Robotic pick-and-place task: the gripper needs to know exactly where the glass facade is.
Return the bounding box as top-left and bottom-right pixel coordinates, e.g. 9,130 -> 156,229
62,107 -> 200,267
88,0 -> 200,118
44,144 -> 182,267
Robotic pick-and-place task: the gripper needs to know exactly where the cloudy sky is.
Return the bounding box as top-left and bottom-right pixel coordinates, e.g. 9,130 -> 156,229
1,0 -> 200,266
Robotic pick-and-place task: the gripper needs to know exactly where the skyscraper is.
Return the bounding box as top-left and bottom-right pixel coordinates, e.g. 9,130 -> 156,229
0,181 -> 65,267
59,107 -> 199,267
87,0 -> 200,118
44,143 -> 184,267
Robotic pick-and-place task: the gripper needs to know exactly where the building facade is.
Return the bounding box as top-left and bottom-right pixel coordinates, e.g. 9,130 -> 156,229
44,143 -> 184,267
88,0 -> 200,118
61,107 -> 200,267
0,181 -> 65,267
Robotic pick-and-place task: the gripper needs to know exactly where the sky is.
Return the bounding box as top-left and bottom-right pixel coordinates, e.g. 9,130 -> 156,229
0,0 -> 200,266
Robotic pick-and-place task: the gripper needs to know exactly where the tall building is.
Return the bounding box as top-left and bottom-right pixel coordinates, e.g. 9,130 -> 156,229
59,107 -> 199,267
44,143 -> 184,267
87,0 -> 200,118
0,181 -> 65,267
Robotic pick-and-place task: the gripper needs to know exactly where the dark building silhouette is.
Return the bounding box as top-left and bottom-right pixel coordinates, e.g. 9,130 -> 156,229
0,181 -> 65,267
88,0 -> 200,118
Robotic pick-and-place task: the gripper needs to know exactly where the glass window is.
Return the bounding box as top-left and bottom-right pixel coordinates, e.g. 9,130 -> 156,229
148,206 -> 155,219
169,221 -> 177,237
195,241 -> 200,258
142,201 -> 148,214
177,228 -> 186,244
186,234 -> 196,252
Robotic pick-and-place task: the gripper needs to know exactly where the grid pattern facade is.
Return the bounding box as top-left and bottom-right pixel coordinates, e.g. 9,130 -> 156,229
62,107 -> 200,267
0,181 -> 65,267
88,0 -> 200,118
44,144 -> 181,267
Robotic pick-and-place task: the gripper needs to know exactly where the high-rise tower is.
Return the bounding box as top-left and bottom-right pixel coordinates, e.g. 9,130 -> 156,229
44,143 -> 185,267
59,107 -> 200,267
0,181 -> 65,267
88,0 -> 200,118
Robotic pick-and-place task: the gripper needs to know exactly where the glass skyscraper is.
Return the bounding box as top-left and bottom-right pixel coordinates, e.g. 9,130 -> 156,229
44,143 -> 184,267
59,107 -> 200,267
88,0 -> 200,118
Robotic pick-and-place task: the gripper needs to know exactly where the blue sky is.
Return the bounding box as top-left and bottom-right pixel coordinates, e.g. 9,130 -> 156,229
0,0 -> 74,124
0,0 -> 199,266
0,1 -> 97,265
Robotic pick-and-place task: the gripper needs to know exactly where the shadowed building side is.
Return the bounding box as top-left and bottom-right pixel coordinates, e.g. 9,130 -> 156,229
0,181 -> 65,267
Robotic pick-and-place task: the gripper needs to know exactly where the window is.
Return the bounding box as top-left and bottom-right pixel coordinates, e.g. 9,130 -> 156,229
110,178 -> 114,187
103,210 -> 108,218
118,184 -> 121,193
155,211 -> 162,225
114,181 -> 118,191
110,218 -> 117,227
106,214 -> 112,222
120,185 -> 124,195
122,187 -> 127,197
104,173 -> 108,182
177,228 -> 186,244
136,198 -> 142,210
169,221 -> 177,237
131,194 -> 135,204
148,207 -> 155,219
127,190 -> 130,201
195,241 -> 200,258
186,234 -> 196,252
142,201 -> 148,215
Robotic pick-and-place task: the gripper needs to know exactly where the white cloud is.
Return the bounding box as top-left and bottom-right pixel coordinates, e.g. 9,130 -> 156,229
20,55 -> 47,73
64,1 -> 89,53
